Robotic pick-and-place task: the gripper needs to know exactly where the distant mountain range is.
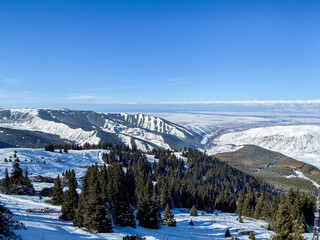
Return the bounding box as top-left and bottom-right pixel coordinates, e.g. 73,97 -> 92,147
0,109 -> 204,150
2,108 -> 320,171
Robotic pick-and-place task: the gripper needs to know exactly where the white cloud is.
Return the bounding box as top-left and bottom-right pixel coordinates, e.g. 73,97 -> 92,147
2,78 -> 21,84
141,100 -> 320,105
67,95 -> 106,100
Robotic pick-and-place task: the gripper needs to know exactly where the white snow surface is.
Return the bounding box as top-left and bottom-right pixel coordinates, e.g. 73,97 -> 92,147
119,113 -> 190,138
0,148 -> 314,239
0,192 -> 282,240
0,148 -> 108,178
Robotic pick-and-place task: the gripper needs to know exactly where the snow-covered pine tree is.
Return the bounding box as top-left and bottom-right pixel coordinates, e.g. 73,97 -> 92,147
190,205 -> 198,216
162,204 -> 176,227
0,202 -> 25,239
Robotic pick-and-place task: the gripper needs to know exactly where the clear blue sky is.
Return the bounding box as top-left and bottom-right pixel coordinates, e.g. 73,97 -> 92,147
0,0 -> 319,108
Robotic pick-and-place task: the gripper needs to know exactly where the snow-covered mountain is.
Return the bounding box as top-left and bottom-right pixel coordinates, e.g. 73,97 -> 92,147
0,109 -> 203,151
210,125 -> 320,168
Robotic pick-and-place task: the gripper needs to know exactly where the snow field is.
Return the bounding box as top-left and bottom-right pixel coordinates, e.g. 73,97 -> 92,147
0,148 -> 314,239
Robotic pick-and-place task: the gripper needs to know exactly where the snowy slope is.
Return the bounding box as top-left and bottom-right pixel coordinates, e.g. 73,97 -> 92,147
0,148 -> 314,239
1,192 -> 280,240
210,125 -> 320,168
0,109 -> 100,145
0,109 -> 202,150
0,148 -> 108,179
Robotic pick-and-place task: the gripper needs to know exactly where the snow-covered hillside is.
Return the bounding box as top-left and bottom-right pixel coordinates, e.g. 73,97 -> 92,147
210,125 -> 320,168
1,193 -> 278,240
0,148 -> 108,179
0,109 -> 203,150
0,148 -> 271,239
0,109 -> 101,145
0,148 -> 315,239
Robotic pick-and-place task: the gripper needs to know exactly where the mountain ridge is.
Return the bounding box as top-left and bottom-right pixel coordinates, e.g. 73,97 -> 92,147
0,109 -> 204,150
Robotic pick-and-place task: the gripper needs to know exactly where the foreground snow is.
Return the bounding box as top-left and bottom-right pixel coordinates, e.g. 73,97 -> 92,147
0,191 -> 277,240
0,148 -> 314,239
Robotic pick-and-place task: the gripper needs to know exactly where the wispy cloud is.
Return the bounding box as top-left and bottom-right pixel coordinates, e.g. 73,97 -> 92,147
67,95 -> 107,100
2,78 -> 21,84
90,84 -> 156,91
142,99 -> 320,104
93,99 -> 320,105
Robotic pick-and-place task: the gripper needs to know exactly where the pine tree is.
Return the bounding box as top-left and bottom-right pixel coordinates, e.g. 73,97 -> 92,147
162,204 -> 176,227
60,170 -> 78,221
11,162 -> 23,185
84,180 -> 113,233
271,200 -> 294,240
248,231 -> 255,240
3,168 -> 9,188
52,175 -> 64,205
64,145 -> 68,153
190,205 -> 198,216
0,202 -> 25,239
116,200 -> 136,228
74,170 -> 90,227
137,179 -> 160,229
225,228 -> 231,237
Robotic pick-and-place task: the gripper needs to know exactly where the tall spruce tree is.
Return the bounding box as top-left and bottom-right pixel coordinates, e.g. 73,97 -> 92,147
74,165 -> 113,233
137,179 -> 160,229
84,180 -> 113,233
271,200 -> 294,240
162,204 -> 176,227
3,168 -> 9,188
52,175 -> 64,205
60,170 -> 78,221
74,168 -> 90,227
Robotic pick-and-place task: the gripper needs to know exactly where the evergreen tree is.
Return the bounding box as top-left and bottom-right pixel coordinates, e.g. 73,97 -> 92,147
3,168 -> 9,188
64,145 -> 68,153
248,231 -> 256,240
60,170 -> 78,221
74,168 -> 91,227
0,202 -> 25,239
162,204 -> 176,227
11,162 -> 23,185
271,201 -> 294,240
116,200 -> 136,228
137,179 -> 160,229
190,205 -> 198,216
225,228 -> 231,237
52,175 -> 64,205
84,180 -> 113,233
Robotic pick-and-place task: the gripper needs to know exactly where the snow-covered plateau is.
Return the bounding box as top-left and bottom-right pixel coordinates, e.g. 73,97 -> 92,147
210,125 -> 320,169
